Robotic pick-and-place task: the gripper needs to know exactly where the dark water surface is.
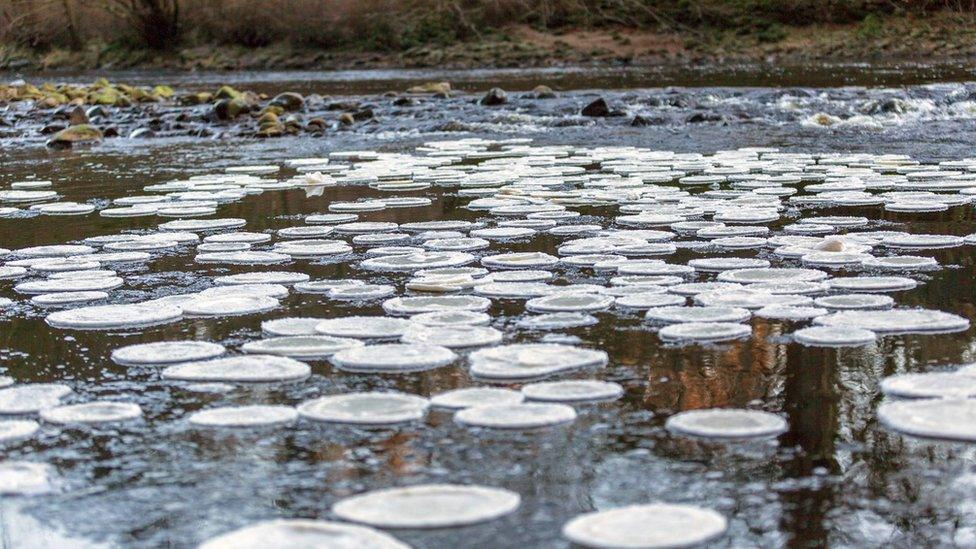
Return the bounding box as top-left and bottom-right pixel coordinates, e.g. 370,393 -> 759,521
2,67 -> 976,547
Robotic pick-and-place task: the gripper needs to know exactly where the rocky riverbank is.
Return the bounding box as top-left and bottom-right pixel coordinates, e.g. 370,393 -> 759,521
2,12 -> 975,73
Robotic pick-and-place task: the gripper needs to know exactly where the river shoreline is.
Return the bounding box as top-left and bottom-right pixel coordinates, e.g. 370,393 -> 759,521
3,12 -> 975,74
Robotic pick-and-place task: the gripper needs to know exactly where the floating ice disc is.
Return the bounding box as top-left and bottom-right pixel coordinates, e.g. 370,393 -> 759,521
562,504 -> 728,549
0,461 -> 58,495
315,316 -> 413,339
469,343 -> 608,380
880,373 -> 976,399
455,403 -> 577,429
330,343 -> 456,373
182,296 -> 279,316
521,380 -> 623,402
188,405 -> 299,428
0,384 -> 72,414
242,335 -> 363,359
401,326 -> 503,348
333,484 -> 520,528
161,355 -> 310,383
0,420 -> 40,443
260,317 -> 324,336
199,520 -> 409,549
111,341 -> 226,365
40,401 -> 142,425
645,306 -> 750,324
383,295 -> 491,316
878,399 -> 976,442
46,303 -> 183,330
666,408 -> 787,439
658,322 -> 752,343
430,388 -> 525,410
814,309 -> 969,333
298,392 -> 429,425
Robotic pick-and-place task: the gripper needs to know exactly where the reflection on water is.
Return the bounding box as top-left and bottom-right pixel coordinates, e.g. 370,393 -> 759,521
1,128 -> 976,547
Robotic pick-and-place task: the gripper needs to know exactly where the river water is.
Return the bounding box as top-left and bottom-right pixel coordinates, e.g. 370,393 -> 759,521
2,65 -> 976,547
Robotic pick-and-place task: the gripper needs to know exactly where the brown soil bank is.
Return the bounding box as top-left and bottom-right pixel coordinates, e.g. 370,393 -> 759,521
1,8 -> 975,72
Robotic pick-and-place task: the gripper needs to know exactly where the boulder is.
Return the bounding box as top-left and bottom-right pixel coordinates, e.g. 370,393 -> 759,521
532,85 -> 556,99
213,96 -> 253,120
152,85 -> 175,99
352,108 -> 374,121
306,118 -> 328,131
338,113 -> 355,125
270,92 -> 304,111
129,128 -> 155,139
179,92 -> 213,105
213,85 -> 242,100
581,98 -> 610,117
69,106 -> 89,125
406,81 -> 451,95
85,105 -> 110,120
480,87 -> 507,106
47,124 -> 103,148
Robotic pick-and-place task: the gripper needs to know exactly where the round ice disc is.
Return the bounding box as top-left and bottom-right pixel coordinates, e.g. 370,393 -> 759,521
46,303 -> 183,330
665,408 -> 787,439
330,343 -> 457,373
242,335 -> 364,359
430,388 -> 525,410
657,322 -> 752,343
161,355 -> 310,383
315,316 -> 414,339
199,520 -> 409,549
880,372 -> 976,399
297,392 -> 429,425
562,504 -> 727,549
878,399 -> 976,442
261,317 -> 324,336
0,384 -> 72,414
188,405 -> 299,428
0,420 -> 40,443
40,401 -> 142,425
111,341 -> 226,365
468,343 -> 608,381
521,380 -> 623,402
333,484 -> 520,528
454,403 -> 577,429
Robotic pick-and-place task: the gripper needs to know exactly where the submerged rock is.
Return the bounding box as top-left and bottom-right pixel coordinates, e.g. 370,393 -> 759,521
47,124 -> 103,148
686,112 -> 723,123
861,97 -> 909,115
480,88 -> 508,106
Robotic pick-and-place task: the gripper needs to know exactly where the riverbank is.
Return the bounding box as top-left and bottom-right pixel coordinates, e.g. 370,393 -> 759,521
2,11 -> 975,73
